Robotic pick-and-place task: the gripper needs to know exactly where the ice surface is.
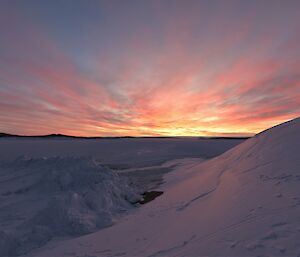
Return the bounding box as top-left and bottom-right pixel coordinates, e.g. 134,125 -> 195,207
22,118 -> 300,257
0,137 -> 245,165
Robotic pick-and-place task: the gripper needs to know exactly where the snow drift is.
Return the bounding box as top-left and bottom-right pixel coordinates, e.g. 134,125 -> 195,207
0,157 -> 140,256
25,117 -> 300,257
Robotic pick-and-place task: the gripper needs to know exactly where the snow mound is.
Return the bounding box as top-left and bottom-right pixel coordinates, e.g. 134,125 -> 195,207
0,157 -> 140,256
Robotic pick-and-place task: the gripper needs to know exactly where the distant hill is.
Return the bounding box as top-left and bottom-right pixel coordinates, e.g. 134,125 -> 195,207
0,133 -> 15,137
0,133 -> 135,139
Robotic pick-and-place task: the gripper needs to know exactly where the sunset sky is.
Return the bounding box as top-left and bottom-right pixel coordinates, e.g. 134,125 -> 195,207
1,0 -> 300,136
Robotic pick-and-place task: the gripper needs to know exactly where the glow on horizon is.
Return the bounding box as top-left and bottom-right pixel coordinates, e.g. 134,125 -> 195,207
0,1 -> 300,137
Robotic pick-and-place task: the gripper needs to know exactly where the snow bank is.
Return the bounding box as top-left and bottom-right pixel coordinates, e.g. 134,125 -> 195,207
0,157 -> 140,256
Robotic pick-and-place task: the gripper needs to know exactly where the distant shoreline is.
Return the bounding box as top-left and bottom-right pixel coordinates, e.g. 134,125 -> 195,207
0,132 -> 251,140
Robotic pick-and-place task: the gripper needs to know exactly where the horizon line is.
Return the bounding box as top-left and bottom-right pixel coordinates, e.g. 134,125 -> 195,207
0,132 -> 252,140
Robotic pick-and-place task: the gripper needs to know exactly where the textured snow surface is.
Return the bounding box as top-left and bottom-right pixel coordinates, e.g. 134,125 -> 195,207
24,118 -> 300,257
0,157 -> 140,256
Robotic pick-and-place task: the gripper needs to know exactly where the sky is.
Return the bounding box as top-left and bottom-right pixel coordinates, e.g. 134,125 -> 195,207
0,0 -> 300,137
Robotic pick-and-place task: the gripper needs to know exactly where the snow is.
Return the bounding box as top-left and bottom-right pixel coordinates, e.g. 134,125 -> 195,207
0,157 -> 141,256
1,118 -> 300,257
20,117 -> 300,257
0,137 -> 243,256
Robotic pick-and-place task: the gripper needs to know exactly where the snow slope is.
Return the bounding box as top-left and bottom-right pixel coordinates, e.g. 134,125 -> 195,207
26,117 -> 300,257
